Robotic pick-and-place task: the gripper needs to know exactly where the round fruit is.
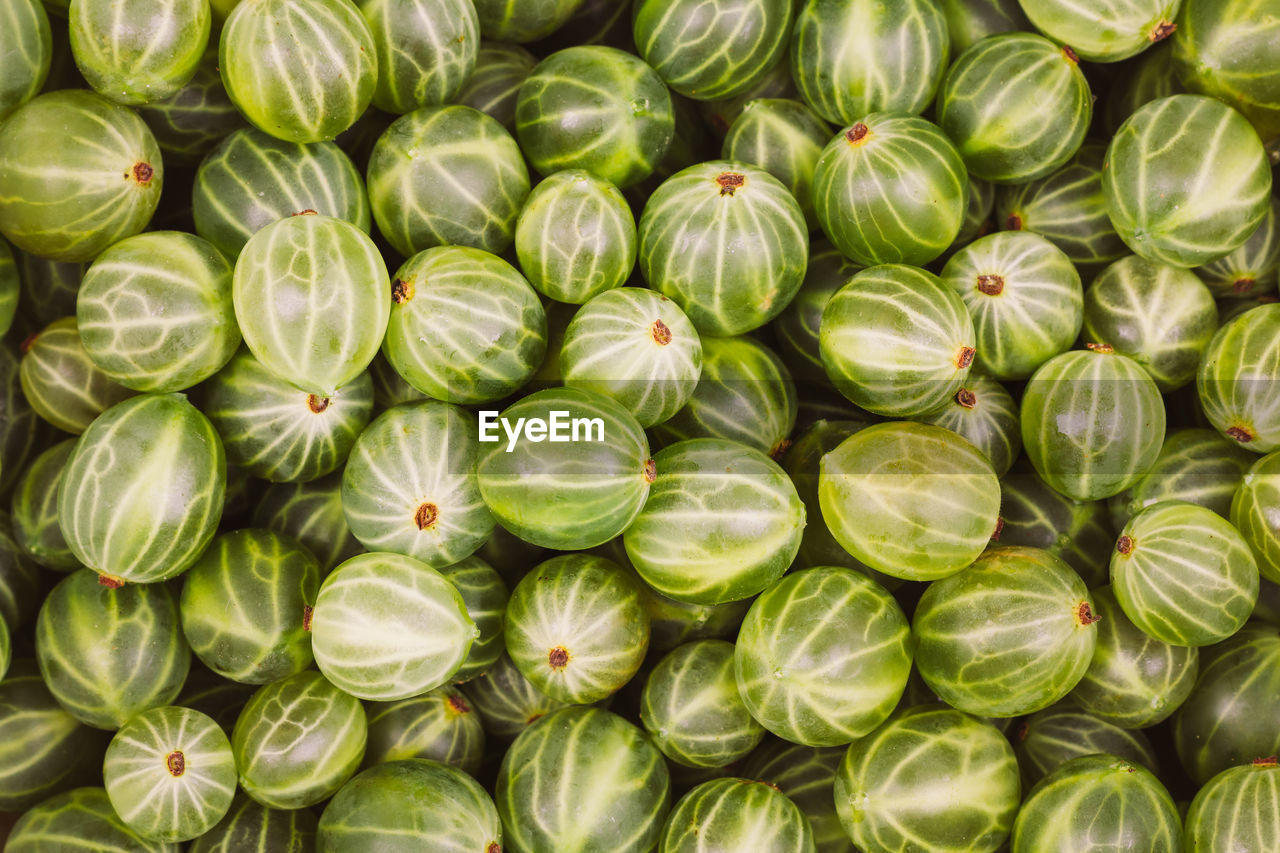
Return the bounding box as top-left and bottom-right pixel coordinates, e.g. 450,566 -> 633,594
103,706 -> 236,842
435,557 -> 508,682
188,795 -> 318,853
76,231 -> 239,392
1173,0 -> 1280,151
317,759 -> 501,853
1110,427 -> 1255,530
363,685 -> 485,775
735,567 -> 912,746
179,529 -> 320,684
819,421 -> 1000,581
1020,346 -> 1166,501
633,0 -> 792,101
0,660 -> 108,812
252,473 -> 364,574
1197,303 -> 1280,452
358,0 -> 478,114
995,142 -> 1128,271
1184,759 -> 1280,853
134,50 -> 247,168
219,0 -> 376,143
743,741 -> 851,853
1068,585 -> 1198,727
514,170 -> 636,304
19,316 -> 136,434
915,376 -> 1022,477
495,707 -> 671,853
59,393 -> 225,584
1010,755 -> 1181,852
1014,707 -> 1159,785
367,104 -> 530,256
1111,500 -> 1258,646
35,569 -> 190,729
639,160 -> 808,337
515,46 -> 674,188
505,554 -> 647,704
936,33 -> 1092,183
6,787 -> 178,853
821,265 -> 976,416
0,90 -> 162,262
1233,450 -> 1280,584
477,387 -> 652,550
460,652 -> 566,739
0,0 -> 51,123
561,287 -> 701,428
382,246 -> 546,404
653,334 -> 794,456
790,0 -> 950,124
913,546 -> 1098,717
834,706 -> 1021,853
722,98 -> 832,230
342,401 -> 494,569
192,128 -> 370,260
231,671 -> 366,809
232,213 -> 389,397
941,231 -> 1083,380
201,348 -> 373,483
660,778 -> 814,853
70,0 -> 209,105
1083,255 -> 1218,391
1104,94 -> 1271,267
473,0 -> 583,42
1016,0 -> 1180,62
624,438 -> 804,604
310,552 -> 477,701
640,639 -> 765,768
1173,624 -> 1280,784
813,113 -> 967,267
1195,196 -> 1280,297
452,42 -> 537,130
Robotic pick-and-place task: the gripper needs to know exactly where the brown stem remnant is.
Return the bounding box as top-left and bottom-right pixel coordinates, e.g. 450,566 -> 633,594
548,646 -> 570,670
643,459 -> 657,483
1149,20 -> 1176,41
770,439 -> 792,460
1062,45 -> 1080,64
391,278 -> 413,304
991,517 -> 1004,541
846,122 -> 870,145
415,502 -> 439,529
302,605 -> 314,631
1005,213 -> 1023,231
651,319 -> 672,346
19,333 -> 37,354
1077,602 -> 1100,625
1233,277 -> 1257,293
166,751 -> 185,777
956,388 -> 977,409
98,574 -> 125,589
1116,535 -> 1135,555
955,347 -> 976,369
716,172 -> 745,196
1226,425 -> 1255,443
487,843 -> 502,853
1085,342 -> 1114,353
448,693 -> 471,714
293,209 -> 318,216
977,274 -> 1004,296
131,162 -> 154,185
306,395 -> 330,414
1253,756 -> 1278,766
